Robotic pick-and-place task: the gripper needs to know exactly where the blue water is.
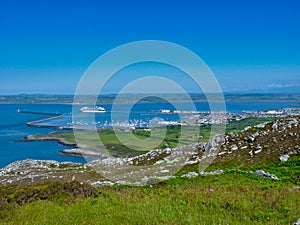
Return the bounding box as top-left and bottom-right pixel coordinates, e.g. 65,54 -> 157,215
0,101 -> 299,168
0,104 -> 86,168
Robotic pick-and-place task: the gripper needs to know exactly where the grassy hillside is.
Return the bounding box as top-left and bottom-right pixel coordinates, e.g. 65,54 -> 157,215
0,156 -> 299,224
0,115 -> 299,224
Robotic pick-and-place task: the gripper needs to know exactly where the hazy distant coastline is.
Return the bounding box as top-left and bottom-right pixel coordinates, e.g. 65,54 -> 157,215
1,93 -> 300,104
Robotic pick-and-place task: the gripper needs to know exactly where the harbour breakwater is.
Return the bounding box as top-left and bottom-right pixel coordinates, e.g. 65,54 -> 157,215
18,110 -> 96,131
20,111 -> 74,130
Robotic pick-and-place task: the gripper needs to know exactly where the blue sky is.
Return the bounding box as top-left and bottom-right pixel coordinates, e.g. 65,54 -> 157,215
1,0 -> 299,94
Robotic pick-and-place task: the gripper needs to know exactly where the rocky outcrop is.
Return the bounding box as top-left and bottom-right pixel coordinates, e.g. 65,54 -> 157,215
181,172 -> 198,178
214,115 -> 300,165
20,135 -> 77,147
279,148 -> 300,161
279,154 -> 289,162
249,170 -> 278,179
0,159 -> 103,185
199,169 -> 224,176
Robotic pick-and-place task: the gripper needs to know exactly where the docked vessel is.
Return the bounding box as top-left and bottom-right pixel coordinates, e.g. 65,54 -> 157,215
80,106 -> 106,113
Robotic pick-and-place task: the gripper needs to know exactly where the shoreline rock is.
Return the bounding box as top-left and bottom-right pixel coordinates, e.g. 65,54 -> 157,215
17,135 -> 77,147
60,148 -> 107,158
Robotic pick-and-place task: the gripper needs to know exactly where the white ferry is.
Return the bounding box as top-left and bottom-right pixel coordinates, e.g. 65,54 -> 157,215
80,106 -> 106,113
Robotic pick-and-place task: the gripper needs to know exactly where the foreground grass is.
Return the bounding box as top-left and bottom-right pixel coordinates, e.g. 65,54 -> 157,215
1,162 -> 299,225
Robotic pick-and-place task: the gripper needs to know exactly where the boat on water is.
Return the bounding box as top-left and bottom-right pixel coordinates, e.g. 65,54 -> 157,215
80,106 -> 106,113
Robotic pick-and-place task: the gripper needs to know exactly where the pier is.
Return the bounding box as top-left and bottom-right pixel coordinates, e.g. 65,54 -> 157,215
17,110 -> 61,116
18,110 -> 100,131
18,110 -> 67,129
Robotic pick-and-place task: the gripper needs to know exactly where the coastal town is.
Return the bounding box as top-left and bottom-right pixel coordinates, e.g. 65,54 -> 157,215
18,107 -> 300,131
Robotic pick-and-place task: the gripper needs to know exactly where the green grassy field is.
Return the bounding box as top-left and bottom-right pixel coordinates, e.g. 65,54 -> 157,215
30,117 -> 275,157
225,117 -> 275,133
0,156 -> 299,224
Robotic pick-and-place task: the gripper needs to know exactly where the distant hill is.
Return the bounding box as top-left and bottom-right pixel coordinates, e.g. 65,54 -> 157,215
0,93 -> 300,104
226,85 -> 300,94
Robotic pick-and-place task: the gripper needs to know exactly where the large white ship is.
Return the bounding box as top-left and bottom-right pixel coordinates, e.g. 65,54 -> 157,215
80,106 -> 106,113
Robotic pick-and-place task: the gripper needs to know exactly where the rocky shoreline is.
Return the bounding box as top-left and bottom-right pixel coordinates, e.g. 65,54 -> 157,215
17,135 -> 77,147
59,148 -> 106,157
17,135 -> 103,158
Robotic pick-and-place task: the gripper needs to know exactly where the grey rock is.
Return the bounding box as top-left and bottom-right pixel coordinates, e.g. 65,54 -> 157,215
255,145 -> 262,150
249,170 -> 278,179
254,145 -> 262,154
230,144 -> 238,151
243,126 -> 252,131
204,135 -> 224,152
199,169 -> 223,176
181,172 -> 198,178
279,154 -> 289,162
272,123 -> 278,131
246,135 -> 255,142
294,218 -> 300,225
91,181 -> 115,186
255,123 -> 266,128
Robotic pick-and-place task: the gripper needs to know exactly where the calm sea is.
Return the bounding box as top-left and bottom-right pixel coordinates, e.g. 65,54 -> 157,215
0,101 -> 299,168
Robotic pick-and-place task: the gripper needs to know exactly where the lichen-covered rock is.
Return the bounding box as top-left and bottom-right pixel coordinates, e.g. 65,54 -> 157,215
249,170 -> 278,179
199,169 -> 223,176
279,154 -> 289,162
230,144 -> 238,151
181,172 -> 198,178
